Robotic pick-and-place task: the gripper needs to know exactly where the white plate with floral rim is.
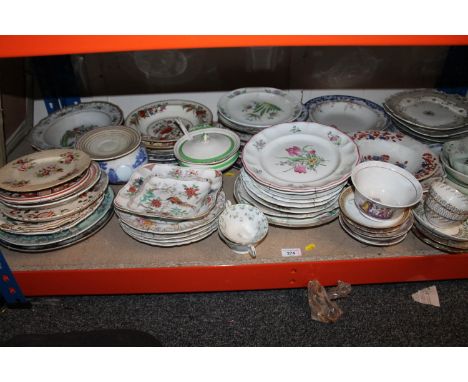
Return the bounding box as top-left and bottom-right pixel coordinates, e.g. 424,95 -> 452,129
242,122 -> 359,192
125,100 -> 213,143
240,169 -> 344,207
352,130 -> 439,181
384,89 -> 468,130
174,128 -> 240,165
0,171 -> 108,223
75,126 -> 141,161
305,95 -> 393,134
0,149 -> 91,192
218,88 -> 302,128
30,101 -> 124,150
0,161 -> 100,205
338,187 -> 412,229
0,190 -> 105,235
0,186 -> 114,248
115,191 -> 225,235
412,199 -> 468,240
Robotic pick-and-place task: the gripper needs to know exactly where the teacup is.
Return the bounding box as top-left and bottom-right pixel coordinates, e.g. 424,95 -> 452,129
424,181 -> 468,230
218,202 -> 268,258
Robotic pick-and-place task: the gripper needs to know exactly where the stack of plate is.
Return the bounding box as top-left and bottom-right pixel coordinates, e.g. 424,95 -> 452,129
217,87 -> 306,145
383,89 -> 468,143
234,122 -> 359,227
440,137 -> 468,195
412,199 -> 468,254
0,149 -> 113,252
305,95 -> 394,134
174,128 -> 241,172
114,163 -> 225,246
125,100 -> 213,164
338,187 -> 414,246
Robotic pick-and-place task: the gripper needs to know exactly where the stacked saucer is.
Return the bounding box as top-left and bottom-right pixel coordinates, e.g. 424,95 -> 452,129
174,127 -> 241,172
114,163 -> 225,246
339,187 -> 414,246
0,149 -> 113,252
125,99 -> 213,164
234,122 -> 359,227
383,89 -> 468,143
440,137 -> 468,195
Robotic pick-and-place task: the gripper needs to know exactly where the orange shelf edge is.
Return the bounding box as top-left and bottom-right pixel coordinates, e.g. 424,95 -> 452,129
1,35 -> 468,58
13,252 -> 468,296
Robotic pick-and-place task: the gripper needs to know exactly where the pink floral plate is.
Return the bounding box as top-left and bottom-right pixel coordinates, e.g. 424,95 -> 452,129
352,130 -> 439,181
242,122 -> 359,192
0,149 -> 91,192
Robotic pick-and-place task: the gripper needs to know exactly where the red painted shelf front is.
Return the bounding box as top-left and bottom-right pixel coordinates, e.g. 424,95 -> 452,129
1,35 -> 468,58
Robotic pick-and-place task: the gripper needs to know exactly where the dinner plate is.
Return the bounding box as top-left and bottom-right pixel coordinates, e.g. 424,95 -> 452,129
0,171 -> 108,223
306,95 -> 392,134
30,101 -> 124,150
0,187 -> 114,247
0,149 -> 91,192
125,100 -> 212,142
352,130 -> 439,180
115,191 -> 226,234
218,87 -> 302,128
242,122 -> 359,191
0,161 -> 100,205
384,89 -> 468,130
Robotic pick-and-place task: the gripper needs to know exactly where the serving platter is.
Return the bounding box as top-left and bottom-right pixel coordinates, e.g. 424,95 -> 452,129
384,89 -> 468,130
218,88 -> 302,128
352,130 -> 439,180
30,101 -> 124,150
242,122 -> 359,191
0,149 -> 91,192
306,95 -> 392,134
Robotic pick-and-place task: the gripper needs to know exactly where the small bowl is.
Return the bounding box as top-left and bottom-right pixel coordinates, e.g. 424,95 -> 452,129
424,181 -> 468,229
76,126 -> 148,184
351,161 -> 423,221
218,202 -> 268,258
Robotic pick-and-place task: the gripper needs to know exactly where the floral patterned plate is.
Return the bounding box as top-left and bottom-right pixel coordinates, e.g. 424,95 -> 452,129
0,171 -> 108,223
305,95 -> 393,134
352,130 -> 439,181
242,122 -> 359,192
125,100 -> 212,143
218,88 -> 302,128
384,89 -> 468,130
30,101 -> 124,150
115,191 -> 225,234
0,187 -> 114,248
0,149 -> 91,192
0,161 -> 100,205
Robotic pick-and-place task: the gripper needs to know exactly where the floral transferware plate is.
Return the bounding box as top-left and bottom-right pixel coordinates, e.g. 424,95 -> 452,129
0,186 -> 114,248
114,164 -> 222,220
125,100 -> 212,143
0,149 -> 91,192
352,130 -> 439,180
218,88 -> 302,128
0,161 -> 100,205
384,89 -> 468,130
0,190 -> 105,235
242,122 -> 359,192
305,95 -> 392,134
174,128 -> 240,164
30,101 -> 124,150
0,171 -> 108,223
115,191 -> 225,235
75,126 -> 141,161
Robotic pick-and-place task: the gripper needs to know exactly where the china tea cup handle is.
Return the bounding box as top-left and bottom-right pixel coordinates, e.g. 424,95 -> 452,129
248,245 -> 256,259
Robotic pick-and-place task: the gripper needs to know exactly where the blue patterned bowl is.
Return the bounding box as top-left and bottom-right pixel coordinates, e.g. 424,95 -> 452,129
99,145 -> 148,184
